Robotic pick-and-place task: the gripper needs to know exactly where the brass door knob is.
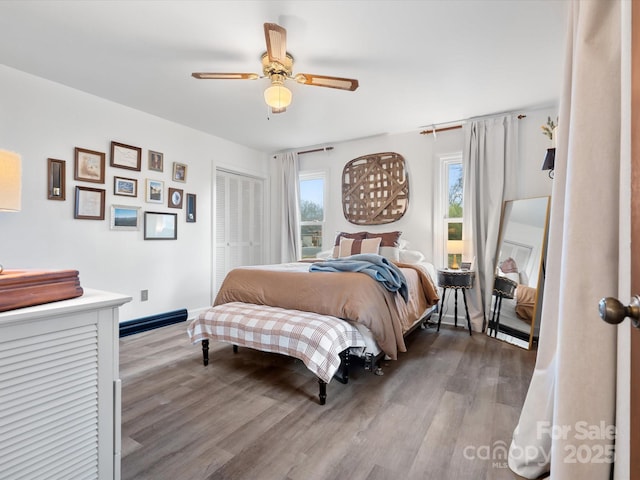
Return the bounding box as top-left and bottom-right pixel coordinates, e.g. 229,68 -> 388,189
598,296 -> 640,328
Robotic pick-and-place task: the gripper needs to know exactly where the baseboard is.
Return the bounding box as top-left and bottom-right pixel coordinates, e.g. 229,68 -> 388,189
119,308 -> 188,337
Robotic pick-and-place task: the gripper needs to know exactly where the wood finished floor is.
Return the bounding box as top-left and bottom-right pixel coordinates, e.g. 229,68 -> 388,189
120,321 -> 537,480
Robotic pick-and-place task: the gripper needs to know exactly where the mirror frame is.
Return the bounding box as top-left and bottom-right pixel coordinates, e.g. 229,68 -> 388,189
490,196 -> 551,349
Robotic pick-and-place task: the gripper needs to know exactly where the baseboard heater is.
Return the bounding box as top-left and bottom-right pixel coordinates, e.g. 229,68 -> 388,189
119,308 -> 188,337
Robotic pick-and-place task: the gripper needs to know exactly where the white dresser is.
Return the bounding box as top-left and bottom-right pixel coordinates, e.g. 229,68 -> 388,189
0,289 -> 131,480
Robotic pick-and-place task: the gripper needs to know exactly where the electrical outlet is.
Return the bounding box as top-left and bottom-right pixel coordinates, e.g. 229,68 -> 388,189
141,289 -> 148,302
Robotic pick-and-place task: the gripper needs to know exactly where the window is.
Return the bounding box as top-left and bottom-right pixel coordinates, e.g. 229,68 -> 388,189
443,156 -> 464,268
299,172 -> 325,258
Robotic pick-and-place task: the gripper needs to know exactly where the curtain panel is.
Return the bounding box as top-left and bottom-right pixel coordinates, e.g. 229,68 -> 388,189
274,152 -> 301,263
462,114 -> 518,331
508,1 -> 620,478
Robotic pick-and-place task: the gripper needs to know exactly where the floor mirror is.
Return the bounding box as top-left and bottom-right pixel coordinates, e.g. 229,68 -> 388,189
487,196 -> 550,349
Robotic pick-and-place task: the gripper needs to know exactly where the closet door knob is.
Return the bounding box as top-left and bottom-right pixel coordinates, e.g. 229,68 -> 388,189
598,296 -> 640,328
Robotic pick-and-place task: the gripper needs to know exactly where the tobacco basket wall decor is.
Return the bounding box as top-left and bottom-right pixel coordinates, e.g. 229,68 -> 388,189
342,152 -> 409,225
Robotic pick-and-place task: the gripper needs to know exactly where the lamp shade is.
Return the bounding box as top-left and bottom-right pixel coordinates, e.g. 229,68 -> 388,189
0,150 -> 21,212
447,240 -> 464,255
264,83 -> 292,109
542,148 -> 555,171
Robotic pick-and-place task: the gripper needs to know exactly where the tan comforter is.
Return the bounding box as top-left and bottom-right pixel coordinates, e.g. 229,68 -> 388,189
213,261 -> 439,360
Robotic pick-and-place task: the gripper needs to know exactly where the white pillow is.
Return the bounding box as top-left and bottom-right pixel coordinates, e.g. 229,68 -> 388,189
316,249 -> 333,260
498,268 -> 520,284
398,249 -> 425,264
339,236 -> 381,257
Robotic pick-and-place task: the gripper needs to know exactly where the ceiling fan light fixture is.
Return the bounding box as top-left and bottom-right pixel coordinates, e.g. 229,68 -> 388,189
264,82 -> 292,109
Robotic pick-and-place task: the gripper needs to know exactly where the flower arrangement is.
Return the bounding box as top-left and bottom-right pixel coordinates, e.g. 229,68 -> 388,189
541,116 -> 557,140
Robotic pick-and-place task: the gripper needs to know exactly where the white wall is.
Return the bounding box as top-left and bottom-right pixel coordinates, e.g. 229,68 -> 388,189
0,65 -> 268,322
289,106 -> 556,268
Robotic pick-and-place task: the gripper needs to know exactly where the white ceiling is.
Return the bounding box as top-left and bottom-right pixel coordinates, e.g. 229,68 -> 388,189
0,1 -> 568,153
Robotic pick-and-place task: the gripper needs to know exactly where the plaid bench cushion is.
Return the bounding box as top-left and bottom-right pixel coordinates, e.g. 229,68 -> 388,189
187,302 -> 366,383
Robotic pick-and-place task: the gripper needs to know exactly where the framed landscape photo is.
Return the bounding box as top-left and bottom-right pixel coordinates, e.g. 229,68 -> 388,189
144,211 -> 177,240
110,141 -> 142,171
172,162 -> 187,182
148,150 -> 163,172
74,147 -> 105,184
113,176 -> 137,197
186,193 -> 196,223
145,179 -> 164,204
168,187 -> 183,209
74,186 -> 105,220
110,205 -> 140,231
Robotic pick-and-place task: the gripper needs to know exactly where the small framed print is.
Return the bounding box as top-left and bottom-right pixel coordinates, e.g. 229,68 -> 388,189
74,147 -> 105,183
168,187 -> 183,209
145,179 -> 164,204
110,205 -> 140,231
113,176 -> 137,197
148,150 -> 163,172
172,162 -> 187,182
74,186 -> 105,220
110,141 -> 142,171
144,212 -> 177,240
47,158 -> 66,200
186,193 -> 196,223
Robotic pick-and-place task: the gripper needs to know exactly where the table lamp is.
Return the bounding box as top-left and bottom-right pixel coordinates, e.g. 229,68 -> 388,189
447,240 -> 464,269
0,150 -> 22,274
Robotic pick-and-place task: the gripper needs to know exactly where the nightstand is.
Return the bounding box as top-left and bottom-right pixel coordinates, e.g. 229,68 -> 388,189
488,275 -> 518,337
436,269 -> 475,335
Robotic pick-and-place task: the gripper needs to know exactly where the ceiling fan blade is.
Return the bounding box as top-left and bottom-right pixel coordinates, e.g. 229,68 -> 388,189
294,73 -> 359,91
192,72 -> 260,80
264,23 -> 287,63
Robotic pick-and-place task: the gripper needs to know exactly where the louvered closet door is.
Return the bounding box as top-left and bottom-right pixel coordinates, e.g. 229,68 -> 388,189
0,309 -> 117,480
215,170 -> 264,291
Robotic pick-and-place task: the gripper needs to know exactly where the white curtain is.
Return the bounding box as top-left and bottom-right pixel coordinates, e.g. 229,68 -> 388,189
462,114 -> 517,331
508,1 -> 620,478
275,152 -> 301,263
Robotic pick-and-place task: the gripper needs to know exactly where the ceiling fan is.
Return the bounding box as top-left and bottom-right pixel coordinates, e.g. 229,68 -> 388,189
192,23 -> 359,113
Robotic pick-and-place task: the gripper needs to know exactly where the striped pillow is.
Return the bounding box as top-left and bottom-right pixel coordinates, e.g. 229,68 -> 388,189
338,236 -> 382,257
332,231 -> 368,258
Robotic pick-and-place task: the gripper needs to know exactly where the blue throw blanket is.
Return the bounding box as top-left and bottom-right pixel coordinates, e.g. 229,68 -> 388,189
309,253 -> 408,302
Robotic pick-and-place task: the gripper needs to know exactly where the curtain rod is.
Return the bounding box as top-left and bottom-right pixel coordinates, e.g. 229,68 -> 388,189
299,146 -> 334,155
419,114 -> 527,136
273,146 -> 334,158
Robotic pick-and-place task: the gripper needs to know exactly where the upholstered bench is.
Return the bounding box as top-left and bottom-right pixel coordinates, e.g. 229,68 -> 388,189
187,302 -> 366,404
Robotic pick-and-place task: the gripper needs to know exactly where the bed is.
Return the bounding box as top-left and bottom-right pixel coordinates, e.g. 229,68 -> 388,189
188,233 -> 440,403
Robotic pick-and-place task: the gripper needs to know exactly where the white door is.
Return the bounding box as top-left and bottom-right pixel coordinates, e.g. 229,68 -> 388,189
215,170 -> 264,291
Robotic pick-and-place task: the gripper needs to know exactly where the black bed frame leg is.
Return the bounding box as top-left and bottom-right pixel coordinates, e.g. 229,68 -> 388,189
318,378 -> 327,405
233,344 -> 238,353
334,349 -> 350,384
202,339 -> 209,366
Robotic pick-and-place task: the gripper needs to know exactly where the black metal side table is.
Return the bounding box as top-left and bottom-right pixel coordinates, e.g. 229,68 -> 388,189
436,269 -> 475,336
489,275 -> 518,337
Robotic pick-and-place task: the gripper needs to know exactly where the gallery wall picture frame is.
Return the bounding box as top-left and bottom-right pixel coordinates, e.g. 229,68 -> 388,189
110,141 -> 142,171
47,158 -> 66,201
110,205 -> 140,231
145,179 -> 164,204
148,150 -> 163,172
144,211 -> 177,240
186,193 -> 196,223
168,187 -> 183,209
113,176 -> 137,197
74,147 -> 105,184
74,186 -> 105,220
172,162 -> 187,182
